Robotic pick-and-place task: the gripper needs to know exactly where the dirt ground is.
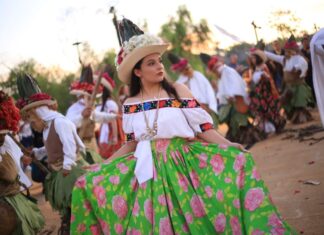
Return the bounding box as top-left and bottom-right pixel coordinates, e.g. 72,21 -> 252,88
30,109 -> 324,235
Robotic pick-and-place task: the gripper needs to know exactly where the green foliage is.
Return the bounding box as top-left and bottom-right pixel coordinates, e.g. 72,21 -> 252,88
159,5 -> 214,80
159,5 -> 212,55
0,60 -> 38,100
225,42 -> 254,66
0,59 -> 75,114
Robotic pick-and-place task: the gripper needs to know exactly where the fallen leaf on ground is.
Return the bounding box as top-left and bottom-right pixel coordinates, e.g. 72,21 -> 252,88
303,180 -> 320,185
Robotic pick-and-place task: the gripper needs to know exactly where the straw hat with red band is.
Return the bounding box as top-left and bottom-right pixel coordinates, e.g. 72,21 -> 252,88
101,72 -> 116,92
70,65 -> 102,96
93,65 -> 116,92
115,18 -> 169,84
16,73 -> 57,113
0,90 -> 20,134
284,34 -> 299,50
167,53 -> 189,72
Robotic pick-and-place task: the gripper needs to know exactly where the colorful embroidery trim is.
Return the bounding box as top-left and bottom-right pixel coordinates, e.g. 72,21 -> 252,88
125,133 -> 135,142
200,122 -> 214,132
123,99 -> 200,114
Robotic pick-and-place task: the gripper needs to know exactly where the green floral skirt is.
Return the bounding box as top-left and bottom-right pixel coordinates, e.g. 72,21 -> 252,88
71,138 -> 295,234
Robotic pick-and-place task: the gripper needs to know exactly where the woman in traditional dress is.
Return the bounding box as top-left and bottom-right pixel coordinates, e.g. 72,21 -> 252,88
247,49 -> 286,134
95,70 -> 124,158
70,18 -> 295,234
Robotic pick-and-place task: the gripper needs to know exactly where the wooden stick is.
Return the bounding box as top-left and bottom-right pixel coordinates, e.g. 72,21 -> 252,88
88,71 -> 103,108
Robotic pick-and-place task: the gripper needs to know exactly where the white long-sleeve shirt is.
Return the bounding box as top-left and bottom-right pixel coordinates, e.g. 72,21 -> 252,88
177,71 -> 218,113
66,99 -> 117,128
217,65 -> 249,105
0,135 -> 32,190
265,51 -> 308,77
43,116 -> 85,170
95,100 -> 119,144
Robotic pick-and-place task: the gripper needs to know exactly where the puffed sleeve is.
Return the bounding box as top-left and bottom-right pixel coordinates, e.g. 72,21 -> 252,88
180,99 -> 214,133
122,105 -> 135,142
294,56 -> 308,77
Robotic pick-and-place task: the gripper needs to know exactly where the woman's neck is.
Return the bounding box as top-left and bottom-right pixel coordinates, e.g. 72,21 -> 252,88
141,82 -> 162,99
255,64 -> 263,71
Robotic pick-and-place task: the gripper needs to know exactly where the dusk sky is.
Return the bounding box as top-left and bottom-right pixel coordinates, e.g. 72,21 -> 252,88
1,0 -> 323,77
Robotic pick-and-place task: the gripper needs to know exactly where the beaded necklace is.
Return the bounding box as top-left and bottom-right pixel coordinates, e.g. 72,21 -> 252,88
140,87 -> 161,140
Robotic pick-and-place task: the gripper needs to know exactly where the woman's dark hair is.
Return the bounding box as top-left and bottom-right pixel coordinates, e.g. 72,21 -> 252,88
251,54 -> 263,71
129,58 -> 180,100
254,54 -> 263,66
101,87 -> 111,111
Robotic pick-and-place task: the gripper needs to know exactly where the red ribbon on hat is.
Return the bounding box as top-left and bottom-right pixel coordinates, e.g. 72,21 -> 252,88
207,56 -> 219,70
70,81 -> 95,94
102,72 -> 115,89
171,58 -> 188,72
117,48 -> 124,66
284,41 -> 298,50
249,47 -> 257,53
28,93 -> 53,103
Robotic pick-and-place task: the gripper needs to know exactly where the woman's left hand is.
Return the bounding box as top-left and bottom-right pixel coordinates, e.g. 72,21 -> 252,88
230,142 -> 250,153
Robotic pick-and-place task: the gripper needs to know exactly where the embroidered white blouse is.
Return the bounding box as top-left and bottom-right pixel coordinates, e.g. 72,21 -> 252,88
122,98 -> 214,183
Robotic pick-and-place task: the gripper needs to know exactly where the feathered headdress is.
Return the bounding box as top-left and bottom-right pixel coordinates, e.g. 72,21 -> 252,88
167,53 -> 188,72
16,73 -> 56,113
70,65 -> 102,96
200,53 -> 219,71
94,64 -> 116,92
284,34 -> 299,50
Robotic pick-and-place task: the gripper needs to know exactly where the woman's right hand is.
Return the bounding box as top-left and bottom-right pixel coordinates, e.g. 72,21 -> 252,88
82,107 -> 93,118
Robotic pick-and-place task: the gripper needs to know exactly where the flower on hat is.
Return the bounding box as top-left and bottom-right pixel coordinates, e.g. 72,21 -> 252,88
207,56 -> 219,70
115,34 -> 164,69
70,81 -> 95,95
16,98 -> 28,110
28,93 -> 53,103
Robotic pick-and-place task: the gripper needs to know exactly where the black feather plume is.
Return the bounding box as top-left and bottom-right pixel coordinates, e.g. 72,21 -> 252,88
199,53 -> 211,66
16,73 -> 41,99
167,53 -> 181,64
118,18 -> 144,45
80,65 -> 94,84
